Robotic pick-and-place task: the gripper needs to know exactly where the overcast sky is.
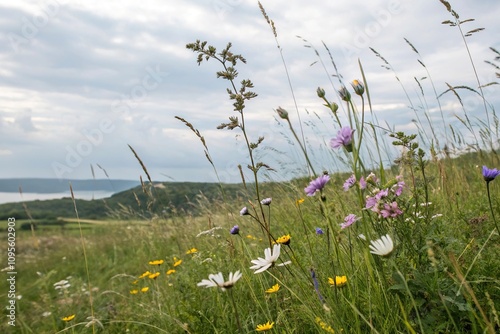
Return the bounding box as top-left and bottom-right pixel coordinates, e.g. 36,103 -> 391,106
1,0 -> 499,184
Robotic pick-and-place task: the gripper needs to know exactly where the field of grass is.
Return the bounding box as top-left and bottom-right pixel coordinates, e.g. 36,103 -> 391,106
2,1 -> 500,333
3,152 -> 500,333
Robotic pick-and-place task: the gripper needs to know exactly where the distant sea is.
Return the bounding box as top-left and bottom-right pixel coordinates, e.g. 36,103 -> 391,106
0,190 -> 114,205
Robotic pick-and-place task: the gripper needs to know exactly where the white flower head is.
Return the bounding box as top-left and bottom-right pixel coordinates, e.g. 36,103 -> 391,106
369,234 -> 394,256
54,279 -> 71,290
197,270 -> 242,291
260,197 -> 272,206
249,244 -> 291,274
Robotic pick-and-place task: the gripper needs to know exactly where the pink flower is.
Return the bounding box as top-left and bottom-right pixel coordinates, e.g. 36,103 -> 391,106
392,177 -> 405,196
343,174 -> 356,191
340,214 -> 360,229
359,176 -> 367,190
380,202 -> 403,218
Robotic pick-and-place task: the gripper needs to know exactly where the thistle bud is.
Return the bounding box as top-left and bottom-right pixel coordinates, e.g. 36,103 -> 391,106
351,79 -> 365,96
230,225 -> 240,235
329,102 -> 339,114
316,87 -> 326,98
338,86 -> 351,102
276,107 -> 289,120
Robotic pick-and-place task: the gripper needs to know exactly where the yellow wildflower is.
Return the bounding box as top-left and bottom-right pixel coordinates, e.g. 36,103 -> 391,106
130,289 -> 139,295
62,314 -> 75,322
186,248 -> 198,254
166,269 -> 176,275
275,234 -> 291,245
138,271 -> 151,279
316,317 -> 335,333
328,276 -> 347,287
149,259 -> 164,266
173,257 -> 182,267
141,287 -> 149,293
265,284 -> 280,294
296,198 -> 305,206
148,272 -> 160,279
256,321 -> 274,331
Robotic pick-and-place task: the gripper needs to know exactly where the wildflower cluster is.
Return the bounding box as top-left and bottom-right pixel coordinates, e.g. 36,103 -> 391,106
316,317 -> 335,333
54,278 -> 71,293
131,252 -> 190,294
362,174 -> 405,218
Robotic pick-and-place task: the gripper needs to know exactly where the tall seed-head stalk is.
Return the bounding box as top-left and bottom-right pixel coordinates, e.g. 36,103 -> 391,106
69,184 -> 96,334
186,41 -> 274,246
276,107 -> 317,177
438,0 -> 491,145
259,2 -> 317,179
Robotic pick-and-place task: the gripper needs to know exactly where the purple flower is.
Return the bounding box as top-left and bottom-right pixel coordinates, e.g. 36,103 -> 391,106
376,188 -> 389,200
343,174 -> 356,191
240,207 -> 249,216
261,198 -> 272,206
330,127 -> 355,152
365,196 -> 378,210
310,268 -> 325,303
366,188 -> 388,210
359,176 -> 367,190
315,227 -> 324,235
380,202 -> 403,218
230,225 -> 240,235
482,166 -> 500,182
393,177 -> 405,196
340,214 -> 360,229
390,176 -> 405,196
304,174 -> 330,196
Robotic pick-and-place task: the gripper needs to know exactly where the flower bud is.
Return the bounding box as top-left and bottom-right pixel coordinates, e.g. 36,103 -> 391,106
338,86 -> 351,102
260,198 -> 272,206
316,87 -> 326,98
276,107 -> 289,120
230,225 -> 240,235
351,79 -> 365,96
329,102 -> 339,114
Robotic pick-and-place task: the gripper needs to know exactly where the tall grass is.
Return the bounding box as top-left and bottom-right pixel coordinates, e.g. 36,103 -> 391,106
1,1 -> 500,333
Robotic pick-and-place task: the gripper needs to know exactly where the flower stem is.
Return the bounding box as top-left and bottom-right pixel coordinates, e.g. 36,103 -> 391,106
286,118 -> 317,177
486,182 -> 500,236
228,289 -> 243,334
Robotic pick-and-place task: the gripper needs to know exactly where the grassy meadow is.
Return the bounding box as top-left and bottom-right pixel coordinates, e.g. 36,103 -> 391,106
2,2 -> 500,333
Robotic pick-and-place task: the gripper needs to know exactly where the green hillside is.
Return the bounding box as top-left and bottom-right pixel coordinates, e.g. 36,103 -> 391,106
0,181 -> 255,221
0,178 -> 139,193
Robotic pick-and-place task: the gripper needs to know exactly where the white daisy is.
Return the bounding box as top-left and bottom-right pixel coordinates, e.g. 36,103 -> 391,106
197,270 -> 242,291
249,244 -> 291,274
369,234 -> 394,256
